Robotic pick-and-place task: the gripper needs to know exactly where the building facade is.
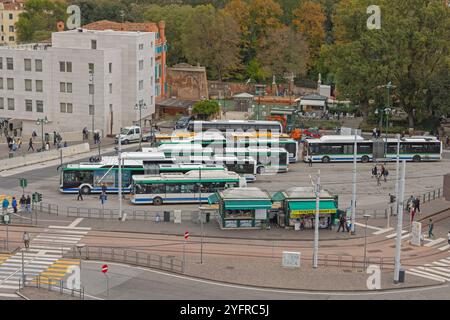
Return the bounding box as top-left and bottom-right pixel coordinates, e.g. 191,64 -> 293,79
82,20 -> 167,100
166,63 -> 208,101
0,0 -> 24,45
0,28 -> 155,137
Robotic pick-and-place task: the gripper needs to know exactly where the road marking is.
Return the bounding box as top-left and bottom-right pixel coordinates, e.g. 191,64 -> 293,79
67,218 -> 84,229
416,266 -> 450,279
48,226 -> 91,231
373,228 -> 394,235
386,230 -> 408,238
0,293 -> 19,298
354,222 -> 383,231
406,270 -> 446,283
425,238 -> 446,247
438,244 -> 450,251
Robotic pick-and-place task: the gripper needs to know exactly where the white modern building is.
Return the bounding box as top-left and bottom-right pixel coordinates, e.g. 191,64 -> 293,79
0,28 -> 155,138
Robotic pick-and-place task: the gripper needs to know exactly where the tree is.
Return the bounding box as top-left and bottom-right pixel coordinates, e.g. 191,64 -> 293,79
257,26 -> 309,80
192,100 -> 220,120
182,5 -> 242,80
16,0 -> 67,43
246,58 -> 269,83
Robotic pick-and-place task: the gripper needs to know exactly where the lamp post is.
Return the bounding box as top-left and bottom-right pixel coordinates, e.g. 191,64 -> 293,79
198,167 -> 203,264
134,101 -> 147,151
363,214 -> 371,268
36,116 -> 49,149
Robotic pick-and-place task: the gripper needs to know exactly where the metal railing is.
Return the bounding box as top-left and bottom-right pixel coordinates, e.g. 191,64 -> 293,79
18,275 -> 85,300
402,187 -> 442,211
64,246 -> 184,274
33,202 -> 59,215
313,254 -> 395,270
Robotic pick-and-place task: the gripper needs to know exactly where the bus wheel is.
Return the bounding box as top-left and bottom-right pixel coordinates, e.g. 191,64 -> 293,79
361,155 -> 369,163
153,197 -> 163,206
81,186 -> 91,195
413,155 -> 421,162
322,156 -> 330,163
257,166 -> 265,174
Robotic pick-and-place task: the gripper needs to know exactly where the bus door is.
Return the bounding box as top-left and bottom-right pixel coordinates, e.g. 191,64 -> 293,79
372,140 -> 385,160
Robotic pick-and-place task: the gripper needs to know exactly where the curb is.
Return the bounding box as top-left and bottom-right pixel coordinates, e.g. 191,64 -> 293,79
15,291 -> 30,300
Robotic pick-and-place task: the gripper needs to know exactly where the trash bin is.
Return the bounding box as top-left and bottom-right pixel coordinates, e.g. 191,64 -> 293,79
163,211 -> 170,222
206,212 -> 210,223
398,268 -> 405,283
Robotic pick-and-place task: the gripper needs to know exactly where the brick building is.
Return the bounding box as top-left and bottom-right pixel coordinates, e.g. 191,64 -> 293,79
83,20 -> 167,100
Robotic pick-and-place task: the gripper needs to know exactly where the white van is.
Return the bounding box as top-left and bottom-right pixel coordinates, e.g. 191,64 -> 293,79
115,126 -> 145,144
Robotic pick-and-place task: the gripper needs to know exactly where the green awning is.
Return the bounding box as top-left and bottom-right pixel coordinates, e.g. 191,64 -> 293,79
224,200 -> 272,210
208,193 -> 220,205
288,201 -> 337,217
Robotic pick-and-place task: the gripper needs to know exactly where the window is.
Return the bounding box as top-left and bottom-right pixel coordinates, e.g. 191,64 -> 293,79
89,84 -> 94,94
8,26 -> 14,32
89,104 -> 94,115
139,80 -> 143,90
8,36 -> 14,42
67,82 -> 72,93
0,57 -> 2,69
60,82 -> 66,93
25,79 -> 32,91
36,100 -> 43,113
25,99 -> 32,112
0,97 -> 3,109
67,103 -> 73,113
24,59 -> 31,71
91,40 -> 97,49
66,62 -> 72,72
0,77 -> 3,89
60,103 -> 66,113
139,60 -> 144,70
6,58 -> 13,70
7,98 -> 14,110
9,13 -> 13,20
35,59 -> 42,72
35,80 -> 43,92
109,83 -> 112,94
60,61 -> 65,72
7,78 -> 14,90
88,63 -> 94,74
109,63 -> 112,73
139,43 -> 144,50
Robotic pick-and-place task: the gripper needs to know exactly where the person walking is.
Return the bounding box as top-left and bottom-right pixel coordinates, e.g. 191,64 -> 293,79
28,137 -> 34,152
414,197 -> 421,213
308,157 -> 312,167
376,173 -> 382,186
383,167 -> 389,182
19,194 -> 26,212
372,128 -> 377,138
11,197 -> 17,214
77,188 -> 83,201
372,165 -> 377,178
53,131 -> 57,146
26,195 -> 31,213
428,219 -> 435,239
2,197 -> 9,215
23,232 -> 30,249
337,215 -> 346,232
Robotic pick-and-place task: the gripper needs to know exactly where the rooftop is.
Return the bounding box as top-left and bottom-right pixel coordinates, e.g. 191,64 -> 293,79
0,43 -> 51,51
219,187 -> 271,200
83,20 -> 160,33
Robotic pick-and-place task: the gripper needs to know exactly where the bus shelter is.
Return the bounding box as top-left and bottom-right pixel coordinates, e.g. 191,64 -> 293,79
271,187 -> 338,229
208,187 -> 272,229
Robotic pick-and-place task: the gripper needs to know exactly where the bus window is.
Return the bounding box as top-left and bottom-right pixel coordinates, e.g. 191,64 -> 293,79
387,143 -> 398,154
357,143 -> 373,154
149,184 -> 165,194
279,152 -> 287,165
308,144 -> 319,155
166,184 -> 181,193
343,144 -> 354,154
180,184 -> 196,193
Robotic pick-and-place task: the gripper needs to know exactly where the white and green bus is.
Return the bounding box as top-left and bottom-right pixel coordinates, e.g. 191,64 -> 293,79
131,170 -> 246,205
189,155 -> 257,182
222,147 -> 289,174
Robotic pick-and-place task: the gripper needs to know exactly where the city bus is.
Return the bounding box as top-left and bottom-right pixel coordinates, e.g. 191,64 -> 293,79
186,120 -> 283,133
222,147 -> 289,174
189,155 -> 257,182
60,154 -> 226,194
303,135 -> 442,163
142,145 -> 215,160
130,170 -> 246,205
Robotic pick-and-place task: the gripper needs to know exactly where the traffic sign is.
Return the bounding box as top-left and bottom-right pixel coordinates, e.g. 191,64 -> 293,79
184,231 -> 189,240
101,264 -> 108,273
19,179 -> 27,189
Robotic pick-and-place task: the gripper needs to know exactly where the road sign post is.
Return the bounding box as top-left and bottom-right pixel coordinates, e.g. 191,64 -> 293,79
101,264 -> 109,297
20,179 -> 27,196
183,231 -> 189,273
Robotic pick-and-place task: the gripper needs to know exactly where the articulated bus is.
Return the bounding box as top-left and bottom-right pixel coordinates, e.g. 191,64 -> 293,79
130,170 -> 246,205
186,120 -> 283,133
60,153 -> 227,194
303,135 -> 442,163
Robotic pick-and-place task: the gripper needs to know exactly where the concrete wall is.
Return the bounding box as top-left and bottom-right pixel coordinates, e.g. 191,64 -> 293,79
444,174 -> 450,201
0,142 -> 90,171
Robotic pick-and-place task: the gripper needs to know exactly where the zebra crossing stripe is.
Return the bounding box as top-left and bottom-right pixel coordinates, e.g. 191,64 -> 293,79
438,244 -> 450,251
415,266 -> 450,280
407,269 -> 447,282
425,238 -> 446,247
386,230 -> 408,238
373,228 -> 394,235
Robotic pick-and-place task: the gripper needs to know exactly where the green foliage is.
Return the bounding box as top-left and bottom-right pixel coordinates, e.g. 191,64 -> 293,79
245,59 -> 269,83
192,100 -> 220,120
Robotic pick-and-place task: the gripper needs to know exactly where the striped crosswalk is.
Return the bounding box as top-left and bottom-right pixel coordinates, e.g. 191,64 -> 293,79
0,219 -> 90,293
407,257 -> 450,283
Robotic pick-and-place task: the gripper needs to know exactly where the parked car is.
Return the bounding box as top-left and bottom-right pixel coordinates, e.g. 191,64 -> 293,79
174,116 -> 194,130
115,126 -> 153,144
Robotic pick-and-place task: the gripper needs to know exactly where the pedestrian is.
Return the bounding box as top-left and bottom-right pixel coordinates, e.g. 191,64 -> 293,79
428,219 -> 434,239
17,137 -> 22,149
414,197 -> 421,213
383,167 -> 389,182
77,188 -> 84,201
346,218 -> 352,233
28,137 -> 34,151
63,141 -> 68,148
448,230 -> 450,245
45,142 -> 50,151
26,195 -> 31,213
371,165 -> 377,178
12,197 -> 17,214
53,131 -> 57,146
376,173 -> 381,186
337,215 -> 346,232
2,197 -> 9,215
372,128 -> 377,138
155,212 -> 160,223
23,232 -> 30,249
308,157 -> 312,167
300,218 -> 305,230
20,194 -> 26,212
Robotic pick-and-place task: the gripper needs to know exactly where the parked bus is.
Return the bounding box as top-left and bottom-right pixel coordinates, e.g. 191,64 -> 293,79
186,120 -> 283,133
222,147 -> 289,174
189,155 -> 257,182
130,170 -> 246,205
303,135 -> 442,163
60,153 -> 226,194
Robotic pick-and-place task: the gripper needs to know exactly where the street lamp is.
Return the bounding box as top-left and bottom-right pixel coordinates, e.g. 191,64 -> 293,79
36,116 -> 49,149
134,101 -> 147,151
363,214 -> 371,268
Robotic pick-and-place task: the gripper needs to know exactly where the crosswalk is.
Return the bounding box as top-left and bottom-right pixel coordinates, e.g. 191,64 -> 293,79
0,218 -> 90,295
407,257 -> 450,283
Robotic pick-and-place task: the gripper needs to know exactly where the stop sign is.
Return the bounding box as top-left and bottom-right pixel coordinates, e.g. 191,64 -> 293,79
184,231 -> 189,240
102,264 -> 108,273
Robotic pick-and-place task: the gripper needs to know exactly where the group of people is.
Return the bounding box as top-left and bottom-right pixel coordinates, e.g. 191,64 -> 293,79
371,164 -> 389,185
1,194 -> 33,215
337,214 -> 352,233
407,195 -> 421,222
6,136 -> 22,152
372,128 -> 382,138
93,131 -> 101,145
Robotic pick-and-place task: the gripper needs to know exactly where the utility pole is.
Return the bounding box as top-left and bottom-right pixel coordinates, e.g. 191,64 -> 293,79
313,169 -> 320,268
394,160 -> 406,283
351,130 -> 357,234
118,128 -> 123,221
199,167 -> 203,264
392,133 -> 401,226
134,101 -> 147,151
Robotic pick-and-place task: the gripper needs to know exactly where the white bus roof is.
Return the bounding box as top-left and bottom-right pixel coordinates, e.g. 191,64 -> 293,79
132,170 -> 241,182
306,135 -> 365,143
121,152 -> 167,160
191,120 -> 281,125
190,155 -> 257,163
